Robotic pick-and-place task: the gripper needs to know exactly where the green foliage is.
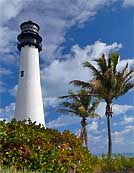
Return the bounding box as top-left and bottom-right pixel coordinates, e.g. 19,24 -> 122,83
100,155 -> 134,172
0,119 -> 97,172
73,53 -> 134,103
58,89 -> 100,148
58,89 -> 100,118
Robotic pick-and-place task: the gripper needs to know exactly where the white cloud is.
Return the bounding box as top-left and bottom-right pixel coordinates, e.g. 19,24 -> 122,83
0,26 -> 17,53
0,0 -> 28,25
112,123 -> 134,145
112,104 -> 134,115
44,97 -> 60,108
89,134 -> 103,143
88,121 -> 134,153
9,84 -> 18,97
0,0 -> 29,62
113,122 -> 118,126
113,115 -> 134,126
0,0 -> 123,63
46,114 -> 80,128
35,0 -> 115,60
0,67 -> 12,75
113,130 -> 128,137
87,121 -> 98,131
0,102 -> 15,121
112,128 -> 133,144
95,102 -> 106,118
96,102 -> 134,118
117,59 -> 134,73
125,125 -> 134,131
113,136 -> 124,144
41,41 -> 122,98
70,41 -> 122,61
0,81 -> 7,93
123,0 -> 134,7
88,133 -> 107,153
120,116 -> 134,125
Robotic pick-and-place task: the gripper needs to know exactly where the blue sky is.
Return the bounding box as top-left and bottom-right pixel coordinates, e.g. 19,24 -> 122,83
0,0 -> 134,154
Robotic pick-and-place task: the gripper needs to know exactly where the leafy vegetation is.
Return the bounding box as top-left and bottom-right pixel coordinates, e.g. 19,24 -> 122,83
0,119 -> 98,172
0,119 -> 134,173
100,155 -> 134,173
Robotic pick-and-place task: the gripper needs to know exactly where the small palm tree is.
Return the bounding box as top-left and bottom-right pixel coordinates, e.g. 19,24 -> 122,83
58,89 -> 100,149
71,53 -> 134,156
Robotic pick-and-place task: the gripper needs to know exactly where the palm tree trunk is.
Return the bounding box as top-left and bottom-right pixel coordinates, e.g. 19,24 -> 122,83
81,118 -> 88,148
107,115 -> 112,157
106,102 -> 112,157
83,125 -> 88,148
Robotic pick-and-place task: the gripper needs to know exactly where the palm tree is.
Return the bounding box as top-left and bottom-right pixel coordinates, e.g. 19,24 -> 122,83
58,89 -> 100,149
71,53 -> 134,156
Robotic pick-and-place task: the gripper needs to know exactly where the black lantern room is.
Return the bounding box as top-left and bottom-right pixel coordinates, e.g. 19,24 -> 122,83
17,21 -> 42,51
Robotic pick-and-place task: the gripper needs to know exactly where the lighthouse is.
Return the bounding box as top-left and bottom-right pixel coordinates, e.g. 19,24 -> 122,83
15,21 -> 45,126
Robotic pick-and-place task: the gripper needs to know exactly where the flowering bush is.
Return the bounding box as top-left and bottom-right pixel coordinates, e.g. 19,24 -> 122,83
0,119 -> 97,172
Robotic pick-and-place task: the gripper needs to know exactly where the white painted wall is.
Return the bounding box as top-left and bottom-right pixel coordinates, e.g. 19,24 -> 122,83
15,45 -> 45,126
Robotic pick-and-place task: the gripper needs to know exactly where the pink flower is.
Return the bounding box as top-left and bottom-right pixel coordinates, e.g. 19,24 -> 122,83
24,149 -> 30,158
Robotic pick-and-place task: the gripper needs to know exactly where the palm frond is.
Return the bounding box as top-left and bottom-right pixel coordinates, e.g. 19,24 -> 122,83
60,101 -> 72,107
88,98 -> 100,114
58,95 -> 70,99
108,55 -> 112,68
114,68 -> 134,97
83,61 -> 103,79
57,108 -> 78,114
118,82 -> 134,97
91,98 -> 100,108
124,70 -> 133,81
58,90 -> 80,103
111,53 -> 119,74
68,90 -> 80,103
89,113 -> 100,119
95,55 -> 108,74
70,80 -> 91,89
78,90 -> 91,109
121,63 -> 128,75
125,76 -> 133,84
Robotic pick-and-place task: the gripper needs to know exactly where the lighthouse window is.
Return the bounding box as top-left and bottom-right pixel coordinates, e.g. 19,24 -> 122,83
20,70 -> 24,77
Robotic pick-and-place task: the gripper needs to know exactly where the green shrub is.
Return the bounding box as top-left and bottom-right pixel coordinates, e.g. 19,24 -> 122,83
1,119 -> 133,173
0,119 -> 97,172
100,154 -> 134,172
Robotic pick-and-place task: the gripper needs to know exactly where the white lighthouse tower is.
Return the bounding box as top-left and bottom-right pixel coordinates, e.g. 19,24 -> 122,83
15,21 -> 45,126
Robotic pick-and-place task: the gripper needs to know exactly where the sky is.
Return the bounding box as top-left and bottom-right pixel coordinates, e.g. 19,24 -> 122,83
0,0 -> 134,154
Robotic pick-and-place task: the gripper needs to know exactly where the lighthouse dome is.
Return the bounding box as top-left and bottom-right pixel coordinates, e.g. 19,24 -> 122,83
21,21 -> 39,34
17,21 -> 42,51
